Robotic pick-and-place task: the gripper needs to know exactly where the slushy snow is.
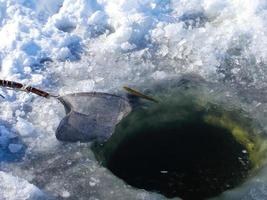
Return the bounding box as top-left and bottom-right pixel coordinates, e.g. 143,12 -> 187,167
1,0 -> 267,199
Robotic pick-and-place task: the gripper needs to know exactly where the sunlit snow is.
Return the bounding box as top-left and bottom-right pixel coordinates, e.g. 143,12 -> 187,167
1,0 -> 267,199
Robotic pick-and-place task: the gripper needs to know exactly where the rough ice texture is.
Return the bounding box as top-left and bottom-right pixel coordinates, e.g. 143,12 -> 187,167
1,0 -> 267,199
0,171 -> 49,200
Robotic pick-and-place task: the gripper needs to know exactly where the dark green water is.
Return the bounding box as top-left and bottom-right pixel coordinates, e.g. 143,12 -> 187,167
93,102 -> 252,200
106,114 -> 251,200
91,78 -> 266,200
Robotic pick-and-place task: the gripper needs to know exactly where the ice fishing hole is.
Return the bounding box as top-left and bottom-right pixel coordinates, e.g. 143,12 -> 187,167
93,98 -> 266,200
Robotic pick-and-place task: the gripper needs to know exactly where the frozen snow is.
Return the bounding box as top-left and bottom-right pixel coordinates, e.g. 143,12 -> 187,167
1,0 -> 267,199
0,171 -> 50,200
15,117 -> 35,137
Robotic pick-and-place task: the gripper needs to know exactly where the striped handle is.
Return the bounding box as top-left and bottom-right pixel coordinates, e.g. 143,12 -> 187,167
0,79 -> 51,98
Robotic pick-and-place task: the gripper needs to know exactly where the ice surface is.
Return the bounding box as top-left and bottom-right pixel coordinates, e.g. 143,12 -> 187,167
1,0 -> 267,199
0,171 -> 50,200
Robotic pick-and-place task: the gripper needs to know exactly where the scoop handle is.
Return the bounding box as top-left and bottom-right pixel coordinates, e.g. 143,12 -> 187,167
0,79 -> 51,98
25,86 -> 50,98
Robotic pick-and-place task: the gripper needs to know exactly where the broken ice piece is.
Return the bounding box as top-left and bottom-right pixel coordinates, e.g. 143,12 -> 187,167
61,190 -> 70,198
242,150 -> 248,154
160,170 -> 168,174
8,143 -> 23,153
7,132 -> 17,139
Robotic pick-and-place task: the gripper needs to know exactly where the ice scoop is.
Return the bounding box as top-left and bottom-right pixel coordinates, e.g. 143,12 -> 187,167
0,80 -> 133,142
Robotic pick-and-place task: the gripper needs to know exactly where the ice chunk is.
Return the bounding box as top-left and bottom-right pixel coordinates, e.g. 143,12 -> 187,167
61,190 -> 71,198
202,0 -> 228,18
88,11 -> 106,25
8,144 -> 23,153
0,171 -> 49,200
151,71 -> 167,80
15,117 -> 35,137
21,41 -> 41,56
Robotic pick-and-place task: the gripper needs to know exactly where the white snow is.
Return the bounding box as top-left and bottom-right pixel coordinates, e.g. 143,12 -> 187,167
61,190 -> 70,198
0,171 -> 48,200
0,0 -> 267,199
15,117 -> 35,137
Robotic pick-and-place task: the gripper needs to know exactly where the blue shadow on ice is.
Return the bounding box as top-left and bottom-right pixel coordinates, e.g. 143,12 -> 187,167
0,123 -> 26,163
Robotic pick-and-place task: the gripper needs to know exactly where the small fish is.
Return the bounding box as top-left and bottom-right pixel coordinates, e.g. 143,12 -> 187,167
0,94 -> 4,99
123,86 -> 159,103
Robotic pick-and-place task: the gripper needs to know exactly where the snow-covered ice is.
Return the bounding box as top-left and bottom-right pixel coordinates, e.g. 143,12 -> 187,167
0,171 -> 51,200
1,0 -> 267,199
